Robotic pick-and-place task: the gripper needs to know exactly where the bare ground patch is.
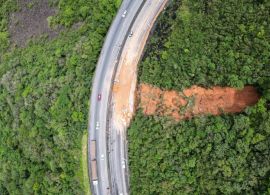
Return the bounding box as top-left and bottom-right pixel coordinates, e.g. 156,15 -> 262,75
8,0 -> 60,47
139,83 -> 260,121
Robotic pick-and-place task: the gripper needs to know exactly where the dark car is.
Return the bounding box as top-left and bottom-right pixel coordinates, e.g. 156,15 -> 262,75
98,94 -> 102,101
129,31 -> 133,37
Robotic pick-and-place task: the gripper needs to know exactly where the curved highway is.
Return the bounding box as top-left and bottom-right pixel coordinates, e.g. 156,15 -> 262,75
88,1 -> 168,195
109,2 -> 169,195
88,1 -> 144,194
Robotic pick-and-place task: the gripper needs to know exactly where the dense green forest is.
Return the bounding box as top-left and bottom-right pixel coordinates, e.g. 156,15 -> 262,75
129,0 -> 270,194
0,0 -> 119,194
140,0 -> 270,92
1,0 -> 270,194
0,0 -> 16,55
129,105 -> 270,194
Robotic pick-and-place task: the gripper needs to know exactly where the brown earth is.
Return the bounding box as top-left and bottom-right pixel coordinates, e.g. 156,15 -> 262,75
8,0 -> 60,47
139,83 -> 260,121
111,0 -> 168,129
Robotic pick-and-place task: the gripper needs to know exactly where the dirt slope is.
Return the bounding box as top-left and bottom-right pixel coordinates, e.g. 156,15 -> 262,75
139,83 -> 260,121
111,0 -> 168,129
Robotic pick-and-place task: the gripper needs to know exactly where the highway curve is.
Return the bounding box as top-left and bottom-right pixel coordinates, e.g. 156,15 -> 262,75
88,1 -> 168,195
109,1 -> 169,195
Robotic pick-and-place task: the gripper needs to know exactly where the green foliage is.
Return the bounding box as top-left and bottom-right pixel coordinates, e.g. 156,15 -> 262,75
129,108 -> 270,194
0,0 -> 119,194
49,0 -> 120,27
130,0 -> 270,194
140,0 -> 270,90
0,31 -> 9,52
0,0 -> 16,55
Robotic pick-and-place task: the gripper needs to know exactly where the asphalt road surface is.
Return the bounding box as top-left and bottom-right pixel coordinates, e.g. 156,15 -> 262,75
88,0 -> 144,194
109,1 -> 169,195
88,1 -> 167,195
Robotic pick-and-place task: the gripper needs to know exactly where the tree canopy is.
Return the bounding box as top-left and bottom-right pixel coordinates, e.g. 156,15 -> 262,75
129,0 -> 270,194
0,0 -> 119,194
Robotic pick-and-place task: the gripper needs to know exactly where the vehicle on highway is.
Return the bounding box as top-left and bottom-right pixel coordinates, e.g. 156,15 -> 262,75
90,141 -> 96,160
122,160 -> 126,169
91,160 -> 98,181
93,180 -> 98,186
129,31 -> 133,37
96,122 -> 100,130
98,93 -> 102,101
101,154 -> 105,161
122,10 -> 127,18
88,1 -> 168,194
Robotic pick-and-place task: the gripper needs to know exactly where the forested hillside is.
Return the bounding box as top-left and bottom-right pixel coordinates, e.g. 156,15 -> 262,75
0,0 -> 119,194
129,0 -> 270,194
0,0 -> 16,55
140,0 -> 270,92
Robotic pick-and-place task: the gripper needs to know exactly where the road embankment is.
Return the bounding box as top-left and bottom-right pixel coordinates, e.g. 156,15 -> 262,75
108,1 -> 169,194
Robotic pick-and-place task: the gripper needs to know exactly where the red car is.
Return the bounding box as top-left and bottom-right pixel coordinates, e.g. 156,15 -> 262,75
98,94 -> 102,101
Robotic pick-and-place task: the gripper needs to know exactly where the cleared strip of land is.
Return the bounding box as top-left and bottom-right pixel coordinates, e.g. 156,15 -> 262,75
139,83 -> 260,121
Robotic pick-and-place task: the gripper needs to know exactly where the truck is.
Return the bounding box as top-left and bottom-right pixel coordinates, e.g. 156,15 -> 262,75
90,140 -> 96,160
91,160 -> 98,181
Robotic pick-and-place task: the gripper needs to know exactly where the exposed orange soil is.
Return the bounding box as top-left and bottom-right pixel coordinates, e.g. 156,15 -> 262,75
139,83 -> 260,121
111,1 -> 168,128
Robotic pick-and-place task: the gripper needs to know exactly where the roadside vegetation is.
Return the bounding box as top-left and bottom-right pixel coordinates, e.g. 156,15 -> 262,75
82,133 -> 91,195
0,0 -> 118,194
0,0 -> 17,55
140,0 -> 270,92
129,0 -> 270,194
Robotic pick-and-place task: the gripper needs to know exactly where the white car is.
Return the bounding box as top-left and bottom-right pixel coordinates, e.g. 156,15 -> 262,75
96,122 -> 100,130
114,79 -> 120,83
101,154 -> 105,161
121,160 -> 126,169
122,10 -> 127,18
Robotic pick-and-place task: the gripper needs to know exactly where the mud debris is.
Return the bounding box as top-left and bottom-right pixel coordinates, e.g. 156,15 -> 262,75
139,83 -> 260,121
